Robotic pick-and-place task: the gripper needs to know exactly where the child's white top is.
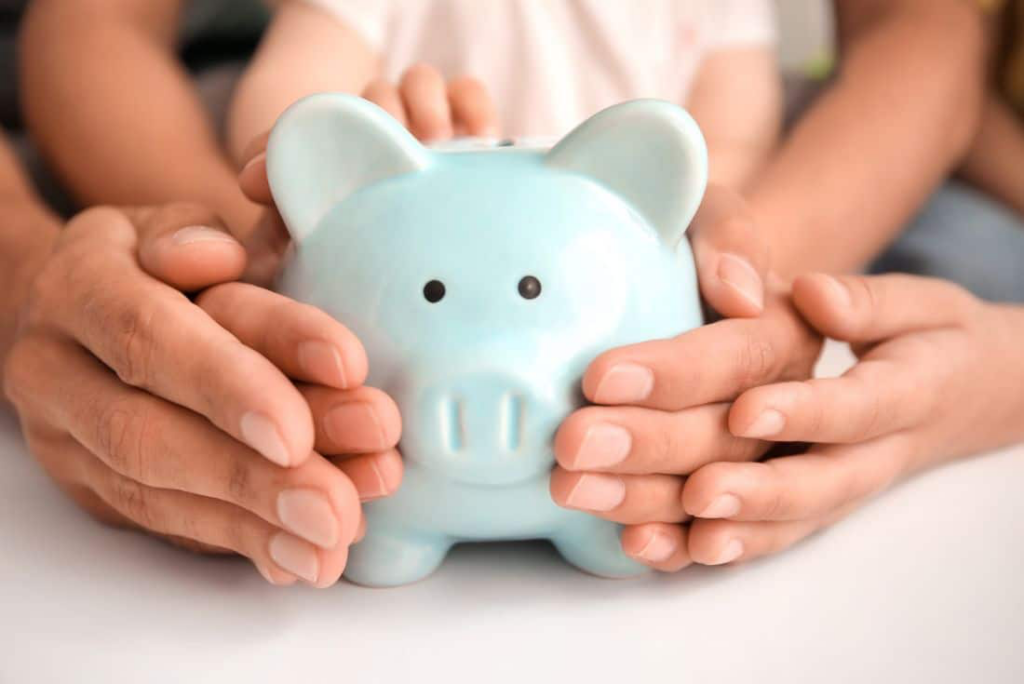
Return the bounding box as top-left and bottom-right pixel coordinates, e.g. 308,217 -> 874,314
301,0 -> 776,137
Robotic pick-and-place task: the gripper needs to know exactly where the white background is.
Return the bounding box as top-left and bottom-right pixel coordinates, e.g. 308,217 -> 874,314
2,343 -> 1023,683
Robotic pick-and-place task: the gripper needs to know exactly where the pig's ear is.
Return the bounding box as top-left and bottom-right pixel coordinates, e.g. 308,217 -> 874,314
267,93 -> 429,243
545,100 -> 708,248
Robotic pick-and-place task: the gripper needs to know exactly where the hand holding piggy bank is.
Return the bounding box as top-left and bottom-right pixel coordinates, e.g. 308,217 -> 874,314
269,95 -> 706,586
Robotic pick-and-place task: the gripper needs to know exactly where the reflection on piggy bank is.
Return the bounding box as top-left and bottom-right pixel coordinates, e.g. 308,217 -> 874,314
268,95 -> 707,586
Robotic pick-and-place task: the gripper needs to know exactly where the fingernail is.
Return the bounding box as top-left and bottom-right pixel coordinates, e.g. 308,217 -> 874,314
710,539 -> 744,565
324,402 -> 386,449
297,340 -> 348,388
564,473 -> 626,512
367,453 -> 402,500
241,412 -> 291,466
171,225 -> 237,246
593,364 -> 654,404
698,493 -> 741,519
269,533 -> 320,583
573,423 -> 632,469
819,274 -> 852,308
636,530 -> 676,563
240,151 -> 266,178
350,452 -> 402,501
276,489 -> 339,548
741,409 -> 785,438
718,253 -> 764,311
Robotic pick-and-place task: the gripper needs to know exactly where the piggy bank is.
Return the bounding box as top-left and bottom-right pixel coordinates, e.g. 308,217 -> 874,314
268,95 -> 707,587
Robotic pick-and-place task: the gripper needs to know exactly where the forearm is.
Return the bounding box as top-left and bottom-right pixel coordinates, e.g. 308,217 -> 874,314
959,94 -> 1024,217
687,47 -> 782,192
227,0 -> 378,163
20,0 -> 259,236
0,137 -> 60,389
748,0 -> 986,278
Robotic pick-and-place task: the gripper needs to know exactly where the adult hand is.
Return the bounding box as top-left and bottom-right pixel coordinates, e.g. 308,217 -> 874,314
550,186 -> 823,571
682,273 -> 1024,565
5,204 -> 402,587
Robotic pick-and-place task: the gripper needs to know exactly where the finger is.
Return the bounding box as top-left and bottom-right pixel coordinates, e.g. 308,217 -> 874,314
9,337 -> 363,547
239,210 -> 291,287
555,403 -> 763,475
682,434 -> 913,522
198,282 -> 368,389
447,76 -> 499,137
792,272 -> 975,344
128,203 -> 247,292
689,184 -> 767,317
582,294 -> 818,410
729,358 -> 928,443
77,446 -> 349,586
302,384 -> 402,455
621,523 -> 692,571
328,449 -> 404,501
42,208 -> 314,467
688,504 -> 855,565
550,467 -> 688,524
400,63 -> 454,141
239,150 -> 272,206
241,131 -> 271,169
362,78 -> 409,128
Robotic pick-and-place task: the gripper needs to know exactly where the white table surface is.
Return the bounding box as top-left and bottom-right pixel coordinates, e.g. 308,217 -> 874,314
2,342 -> 1023,683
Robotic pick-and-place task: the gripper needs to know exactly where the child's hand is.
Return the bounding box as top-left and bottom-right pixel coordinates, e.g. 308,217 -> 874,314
550,186 -> 823,571
4,204 -> 402,587
361,64 -> 499,142
681,273 -> 1024,566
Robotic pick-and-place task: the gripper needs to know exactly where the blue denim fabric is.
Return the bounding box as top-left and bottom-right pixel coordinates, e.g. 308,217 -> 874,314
871,182 -> 1024,303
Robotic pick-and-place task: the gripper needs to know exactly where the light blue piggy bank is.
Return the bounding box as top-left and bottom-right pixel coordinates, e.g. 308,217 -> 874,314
268,95 -> 707,587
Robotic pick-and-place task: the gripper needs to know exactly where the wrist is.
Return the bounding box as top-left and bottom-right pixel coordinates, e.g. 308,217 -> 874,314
0,198 -> 60,363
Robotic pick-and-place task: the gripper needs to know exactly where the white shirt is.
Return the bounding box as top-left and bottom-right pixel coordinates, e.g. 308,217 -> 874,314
302,0 -> 776,137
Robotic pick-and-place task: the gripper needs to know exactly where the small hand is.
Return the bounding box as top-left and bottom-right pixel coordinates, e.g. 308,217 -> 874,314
680,273 -> 1024,566
5,204 -> 402,587
551,187 -> 823,571
362,63 -> 499,142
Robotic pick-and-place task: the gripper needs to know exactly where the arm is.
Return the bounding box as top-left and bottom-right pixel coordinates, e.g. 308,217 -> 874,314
687,47 -> 783,191
960,93 -> 1024,216
747,0 -> 987,278
19,0 -> 261,236
227,0 -> 378,164
0,133 -> 60,388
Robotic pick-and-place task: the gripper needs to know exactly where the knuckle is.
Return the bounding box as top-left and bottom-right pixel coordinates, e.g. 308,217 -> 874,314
95,398 -> 154,482
736,336 -> 777,389
109,299 -> 160,388
849,276 -> 882,333
226,456 -> 253,506
110,474 -> 159,531
760,461 -> 791,518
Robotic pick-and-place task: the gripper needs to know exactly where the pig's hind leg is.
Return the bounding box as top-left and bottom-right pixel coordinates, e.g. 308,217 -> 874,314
344,528 -> 454,587
550,516 -> 648,579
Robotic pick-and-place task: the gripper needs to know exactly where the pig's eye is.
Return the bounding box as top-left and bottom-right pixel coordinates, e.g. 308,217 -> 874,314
518,275 -> 542,300
423,279 -> 446,303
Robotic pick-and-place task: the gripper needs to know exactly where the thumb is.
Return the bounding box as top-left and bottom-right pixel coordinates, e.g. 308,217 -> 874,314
791,273 -> 976,343
689,184 -> 768,319
128,203 -> 247,292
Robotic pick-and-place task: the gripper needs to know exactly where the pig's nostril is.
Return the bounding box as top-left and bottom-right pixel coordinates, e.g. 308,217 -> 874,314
501,393 -> 525,451
441,396 -> 464,452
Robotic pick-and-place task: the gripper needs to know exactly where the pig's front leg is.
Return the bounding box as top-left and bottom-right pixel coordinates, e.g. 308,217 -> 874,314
344,526 -> 454,587
550,516 -> 648,579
